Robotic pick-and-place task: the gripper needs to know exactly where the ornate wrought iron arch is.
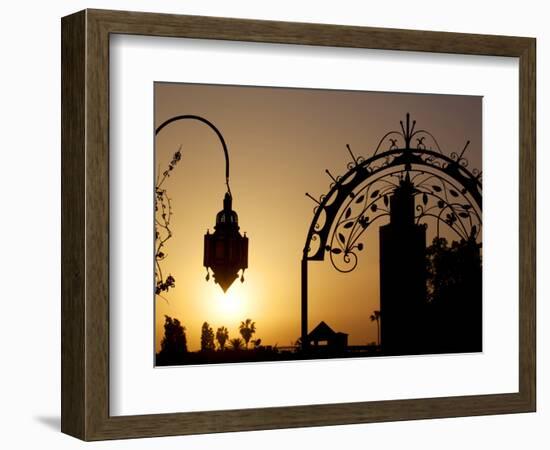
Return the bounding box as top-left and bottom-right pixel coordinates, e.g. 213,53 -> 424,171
300,113 -> 482,350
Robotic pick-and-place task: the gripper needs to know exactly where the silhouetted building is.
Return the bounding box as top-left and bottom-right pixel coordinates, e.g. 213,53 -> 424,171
379,174 -> 427,355
307,321 -> 348,351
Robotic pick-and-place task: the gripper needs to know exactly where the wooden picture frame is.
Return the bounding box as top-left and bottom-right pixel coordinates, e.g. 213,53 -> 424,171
61,9 -> 536,441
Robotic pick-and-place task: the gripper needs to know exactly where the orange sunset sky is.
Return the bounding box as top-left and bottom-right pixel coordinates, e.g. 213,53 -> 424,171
154,82 -> 482,353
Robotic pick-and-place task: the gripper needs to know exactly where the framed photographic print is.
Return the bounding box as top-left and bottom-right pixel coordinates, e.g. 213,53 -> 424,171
61,9 -> 536,441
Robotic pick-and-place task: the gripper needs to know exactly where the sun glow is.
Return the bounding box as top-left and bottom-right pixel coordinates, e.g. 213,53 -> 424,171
211,282 -> 249,322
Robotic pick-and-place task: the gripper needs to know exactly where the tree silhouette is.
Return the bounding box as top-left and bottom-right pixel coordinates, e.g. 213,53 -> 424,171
239,318 -> 256,349
200,322 -> 215,352
229,337 -> 244,351
369,310 -> 381,346
425,236 -> 482,352
155,148 -> 182,301
158,315 -> 187,363
216,326 -> 229,351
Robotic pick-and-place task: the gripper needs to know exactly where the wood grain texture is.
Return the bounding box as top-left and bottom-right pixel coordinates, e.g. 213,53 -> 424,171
61,10 -> 86,439
85,11 -> 111,440
518,38 -> 536,408
61,9 -> 537,441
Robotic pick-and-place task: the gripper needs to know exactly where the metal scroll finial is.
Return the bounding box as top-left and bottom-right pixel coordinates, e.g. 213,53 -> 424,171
400,112 -> 416,149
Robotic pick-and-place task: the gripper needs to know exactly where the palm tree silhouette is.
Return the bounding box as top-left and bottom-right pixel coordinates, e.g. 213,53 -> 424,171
370,310 -> 381,346
229,337 -> 244,351
239,318 -> 256,349
216,326 -> 229,351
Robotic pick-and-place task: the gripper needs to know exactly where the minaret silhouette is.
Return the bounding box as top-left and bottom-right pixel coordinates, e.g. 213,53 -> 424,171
379,173 -> 427,355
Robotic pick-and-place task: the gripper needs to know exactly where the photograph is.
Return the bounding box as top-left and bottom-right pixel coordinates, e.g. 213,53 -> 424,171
153,83 -> 482,366
50,4 -> 537,444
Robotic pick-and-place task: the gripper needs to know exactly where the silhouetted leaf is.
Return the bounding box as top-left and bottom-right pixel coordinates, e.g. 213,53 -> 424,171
383,195 -> 389,206
449,189 -> 459,197
371,204 -> 378,212
331,248 -> 342,255
343,222 -> 354,229
437,200 -> 445,208
422,193 -> 428,205
355,195 -> 365,204
445,213 -> 457,225
359,216 -> 369,229
338,233 -> 346,243
345,207 -> 352,219
458,212 -> 469,218
432,185 -> 442,192
463,204 -> 472,210
370,190 -> 380,198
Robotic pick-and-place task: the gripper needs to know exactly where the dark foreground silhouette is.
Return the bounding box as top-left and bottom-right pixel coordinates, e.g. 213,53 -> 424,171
156,234 -> 481,367
156,344 -> 382,366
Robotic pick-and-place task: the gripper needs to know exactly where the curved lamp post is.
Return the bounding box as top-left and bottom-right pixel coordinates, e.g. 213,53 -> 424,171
155,115 -> 249,293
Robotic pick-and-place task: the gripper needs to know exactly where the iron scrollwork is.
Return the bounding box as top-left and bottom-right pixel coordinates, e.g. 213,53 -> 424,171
304,113 -> 482,273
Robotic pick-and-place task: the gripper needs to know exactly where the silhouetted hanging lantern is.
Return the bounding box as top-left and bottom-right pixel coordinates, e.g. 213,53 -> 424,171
204,192 -> 249,292
154,113 -> 249,294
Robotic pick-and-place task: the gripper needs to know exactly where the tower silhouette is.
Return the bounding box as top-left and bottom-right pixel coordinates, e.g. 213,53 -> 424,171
379,173 -> 427,355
